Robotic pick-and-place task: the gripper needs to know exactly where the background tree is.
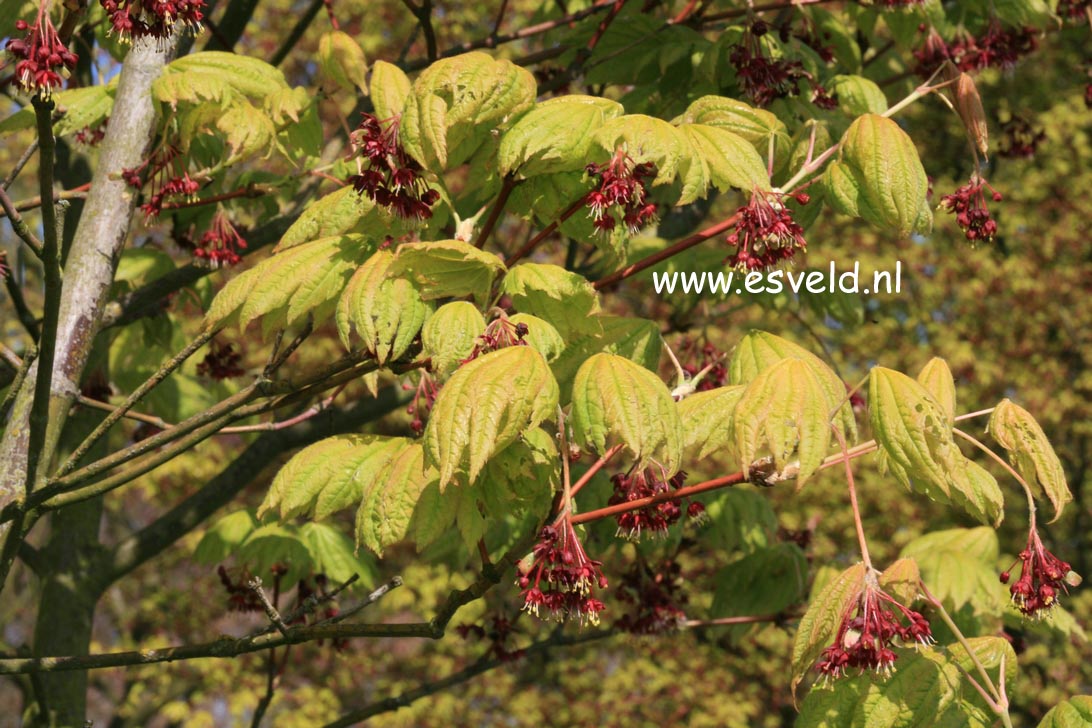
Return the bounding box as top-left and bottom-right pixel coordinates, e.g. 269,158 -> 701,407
1,0 -> 1090,726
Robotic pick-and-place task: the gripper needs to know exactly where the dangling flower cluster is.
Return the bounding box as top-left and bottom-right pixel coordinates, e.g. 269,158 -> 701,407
216,565 -> 265,613
405,371 -> 440,436
998,116 -> 1046,159
461,313 -> 529,364
100,0 -> 205,43
196,211 -> 247,267
1000,527 -> 1080,618
197,340 -> 245,380
348,113 -> 439,220
584,149 -> 658,234
122,145 -> 201,220
939,177 -> 1001,244
518,520 -> 608,626
776,17 -> 834,64
75,118 -> 109,147
614,559 -> 688,635
913,24 -> 1038,77
816,582 -> 933,682
609,467 -> 704,541
455,615 -> 526,662
729,20 -> 812,107
1057,0 -> 1091,21
679,339 -> 728,392
725,189 -> 809,271
5,6 -> 78,97
911,27 -> 952,78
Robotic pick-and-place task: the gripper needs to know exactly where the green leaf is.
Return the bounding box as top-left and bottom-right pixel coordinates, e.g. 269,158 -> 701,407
1037,696 -> 1092,728
823,114 -> 932,236
917,357 -> 956,426
869,367 -> 964,501
1,84 -> 116,137
731,358 -> 833,487
498,96 -> 625,178
478,427 -> 559,513
424,346 -> 559,488
791,562 -> 867,698
154,51 -> 289,108
988,399 -> 1072,522
205,235 -> 373,333
298,522 -> 376,585
412,481 -> 457,551
829,75 -> 889,116
215,102 -> 276,163
236,524 -> 313,585
356,441 -> 437,556
703,489 -> 778,554
729,330 -> 857,443
275,187 -> 416,252
900,527 -> 1001,612
318,30 -> 368,93
678,95 -> 791,169
592,114 -> 686,186
421,301 -> 486,376
335,249 -> 429,362
570,353 -> 683,472
194,510 -> 259,564
500,263 -> 601,337
259,435 -> 413,521
711,543 -> 807,627
677,123 -> 771,205
508,314 -> 565,363
879,557 -> 922,606
401,52 -> 536,169
678,385 -> 746,462
389,240 -> 506,305
369,60 -> 412,118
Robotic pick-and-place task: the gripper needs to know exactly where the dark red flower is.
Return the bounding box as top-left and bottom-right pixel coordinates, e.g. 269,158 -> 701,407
460,313 -> 530,364
405,371 -> 440,436
1000,527 -> 1079,617
75,118 -> 109,147
197,340 -> 245,380
998,116 -> 1046,159
518,520 -> 608,626
1057,0 -> 1091,20
584,150 -> 658,235
725,188 -> 809,271
5,8 -> 78,97
939,177 -> 1001,244
100,0 -> 205,42
679,339 -> 728,392
609,467 -> 703,540
729,20 -> 816,107
816,581 -> 933,682
124,145 -> 204,220
348,113 -> 438,220
615,559 -> 688,635
195,211 -> 247,268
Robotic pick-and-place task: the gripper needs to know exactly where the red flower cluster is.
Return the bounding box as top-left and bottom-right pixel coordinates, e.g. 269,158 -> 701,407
197,340 -> 245,380
349,113 -> 439,220
614,559 -> 688,635
725,189 -> 809,271
679,339 -> 728,392
216,565 -> 264,613
939,177 -> 1001,244
816,583 -> 933,681
75,118 -> 109,147
609,468 -> 704,540
405,371 -> 440,435
101,0 -> 205,43
1000,528 -> 1078,617
455,615 -> 526,662
998,116 -> 1047,159
729,20 -> 811,107
584,149 -> 658,234
518,520 -> 608,626
461,314 -> 529,364
196,211 -> 247,268
1058,0 -> 1091,20
6,9 -> 78,97
123,145 -> 202,220
914,24 -> 1037,77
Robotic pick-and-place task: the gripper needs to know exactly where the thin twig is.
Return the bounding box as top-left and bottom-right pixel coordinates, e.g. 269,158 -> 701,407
504,194 -> 588,266
326,576 -> 404,624
2,139 -> 39,190
271,0 -> 325,67
0,186 -> 44,259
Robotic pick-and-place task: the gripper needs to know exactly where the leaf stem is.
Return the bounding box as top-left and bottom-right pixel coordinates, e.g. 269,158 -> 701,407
920,581 -> 1005,707
953,427 -> 1036,530
833,425 -> 871,570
